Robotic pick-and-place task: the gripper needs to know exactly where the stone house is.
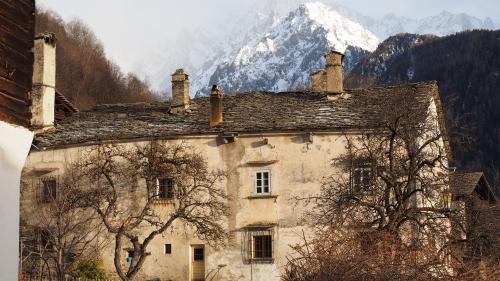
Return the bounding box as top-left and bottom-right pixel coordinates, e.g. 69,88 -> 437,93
451,172 -> 498,263
21,41 -> 455,280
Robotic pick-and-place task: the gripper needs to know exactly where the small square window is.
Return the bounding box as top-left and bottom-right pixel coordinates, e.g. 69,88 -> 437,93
255,171 -> 271,195
164,244 -> 172,254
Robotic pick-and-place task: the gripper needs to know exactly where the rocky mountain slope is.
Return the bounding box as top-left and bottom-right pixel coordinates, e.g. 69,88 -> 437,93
136,1 -> 498,94
346,30 -> 500,185
193,2 -> 378,96
344,33 -> 438,86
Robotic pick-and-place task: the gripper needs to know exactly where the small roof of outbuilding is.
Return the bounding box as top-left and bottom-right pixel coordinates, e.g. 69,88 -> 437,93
33,81 -> 444,149
451,171 -> 496,203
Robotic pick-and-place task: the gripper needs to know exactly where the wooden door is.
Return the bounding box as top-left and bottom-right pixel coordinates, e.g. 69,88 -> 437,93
191,245 -> 205,281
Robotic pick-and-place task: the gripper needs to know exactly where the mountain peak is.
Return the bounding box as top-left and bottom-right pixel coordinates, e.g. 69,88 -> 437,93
191,2 -> 378,95
286,2 -> 378,53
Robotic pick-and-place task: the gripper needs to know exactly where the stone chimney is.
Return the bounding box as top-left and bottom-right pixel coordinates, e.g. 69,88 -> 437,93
210,85 -> 223,128
31,33 -> 56,129
324,51 -> 344,94
170,69 -> 190,114
310,69 -> 326,92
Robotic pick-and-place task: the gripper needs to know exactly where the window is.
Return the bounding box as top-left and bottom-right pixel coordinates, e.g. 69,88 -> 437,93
126,250 -> 134,263
442,191 -> 452,209
40,178 -> 57,203
255,171 -> 270,195
164,244 -> 172,254
36,228 -> 52,249
193,248 -> 204,260
352,167 -> 372,192
156,177 -> 174,199
253,235 -> 272,259
242,227 -> 274,263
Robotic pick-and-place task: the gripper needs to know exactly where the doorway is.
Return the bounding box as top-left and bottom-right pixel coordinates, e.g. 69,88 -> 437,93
191,245 -> 205,281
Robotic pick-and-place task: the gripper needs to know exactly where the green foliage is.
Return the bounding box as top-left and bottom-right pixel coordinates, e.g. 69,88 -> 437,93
77,259 -> 108,280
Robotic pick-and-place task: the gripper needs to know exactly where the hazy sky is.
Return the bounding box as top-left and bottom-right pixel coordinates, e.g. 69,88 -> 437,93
37,0 -> 499,74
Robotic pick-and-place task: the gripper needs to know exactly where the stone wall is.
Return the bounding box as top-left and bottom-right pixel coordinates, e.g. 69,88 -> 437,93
22,132 -> 346,281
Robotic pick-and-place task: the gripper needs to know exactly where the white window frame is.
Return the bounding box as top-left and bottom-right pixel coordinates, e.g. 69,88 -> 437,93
254,170 -> 271,195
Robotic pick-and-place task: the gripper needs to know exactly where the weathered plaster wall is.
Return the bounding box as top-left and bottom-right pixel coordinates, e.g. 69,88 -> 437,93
22,132 -> 347,281
0,121 -> 33,281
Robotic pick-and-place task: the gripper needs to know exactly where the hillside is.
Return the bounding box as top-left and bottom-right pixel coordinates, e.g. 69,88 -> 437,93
35,9 -> 157,109
346,30 -> 500,185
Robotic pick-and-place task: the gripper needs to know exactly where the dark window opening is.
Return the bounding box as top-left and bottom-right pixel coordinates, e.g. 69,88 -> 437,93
126,250 -> 134,263
194,248 -> 204,260
41,178 -> 57,203
164,244 -> 172,254
36,228 -> 52,249
352,167 -> 372,192
158,177 -> 174,199
253,235 -> 272,259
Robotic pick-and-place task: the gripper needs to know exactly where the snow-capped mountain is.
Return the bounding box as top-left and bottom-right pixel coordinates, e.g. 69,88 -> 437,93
132,0 -> 499,95
133,6 -> 280,94
365,11 -> 497,39
193,2 -> 378,95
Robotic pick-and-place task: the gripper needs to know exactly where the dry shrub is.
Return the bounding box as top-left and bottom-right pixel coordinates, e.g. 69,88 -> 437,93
283,227 -> 455,281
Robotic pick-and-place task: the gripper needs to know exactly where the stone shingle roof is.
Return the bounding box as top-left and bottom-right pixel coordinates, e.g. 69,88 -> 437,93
33,81 -> 439,148
451,172 -> 486,196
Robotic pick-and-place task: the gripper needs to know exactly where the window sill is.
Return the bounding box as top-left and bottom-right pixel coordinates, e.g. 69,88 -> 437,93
245,258 -> 274,264
152,199 -> 175,205
246,160 -> 278,165
246,195 -> 278,200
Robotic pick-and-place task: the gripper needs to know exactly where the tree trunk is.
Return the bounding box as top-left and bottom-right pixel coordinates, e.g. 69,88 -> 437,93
114,233 -> 129,281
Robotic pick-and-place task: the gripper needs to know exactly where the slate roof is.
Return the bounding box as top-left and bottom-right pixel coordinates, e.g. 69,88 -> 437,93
33,81 -> 440,148
451,172 -> 487,196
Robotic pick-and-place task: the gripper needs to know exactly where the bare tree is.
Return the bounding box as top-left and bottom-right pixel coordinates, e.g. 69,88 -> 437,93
74,141 -> 228,281
288,92 -> 459,279
20,171 -> 104,281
